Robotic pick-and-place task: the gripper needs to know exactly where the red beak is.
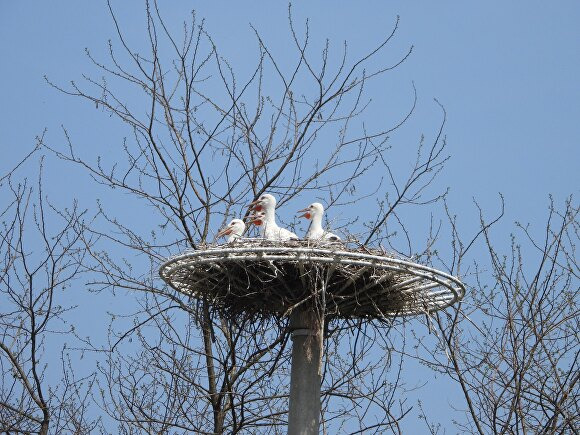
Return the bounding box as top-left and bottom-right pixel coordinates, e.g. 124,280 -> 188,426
248,199 -> 263,211
247,217 -> 263,226
245,214 -> 264,226
217,227 -> 233,237
297,208 -> 311,219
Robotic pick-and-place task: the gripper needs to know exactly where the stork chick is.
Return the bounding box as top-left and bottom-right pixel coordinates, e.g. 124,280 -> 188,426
248,193 -> 277,215
247,194 -> 299,241
217,219 -> 246,243
297,202 -> 341,242
247,210 -> 298,241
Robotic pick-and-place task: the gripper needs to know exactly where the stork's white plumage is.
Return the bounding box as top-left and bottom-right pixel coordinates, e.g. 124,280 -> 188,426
247,208 -> 298,242
248,193 -> 277,215
217,219 -> 246,243
298,202 -> 341,242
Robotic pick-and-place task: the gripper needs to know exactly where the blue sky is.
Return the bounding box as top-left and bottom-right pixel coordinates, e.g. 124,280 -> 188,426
2,1 -> 578,240
1,1 -> 579,432
2,2 -> 578,206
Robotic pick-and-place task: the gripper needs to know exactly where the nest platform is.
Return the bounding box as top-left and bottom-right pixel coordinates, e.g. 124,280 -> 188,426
159,240 -> 465,319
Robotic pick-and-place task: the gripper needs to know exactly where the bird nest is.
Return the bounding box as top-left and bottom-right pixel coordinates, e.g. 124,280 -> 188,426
159,239 -> 465,320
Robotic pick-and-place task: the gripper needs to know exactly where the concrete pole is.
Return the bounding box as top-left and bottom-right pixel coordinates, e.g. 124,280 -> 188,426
288,308 -> 322,435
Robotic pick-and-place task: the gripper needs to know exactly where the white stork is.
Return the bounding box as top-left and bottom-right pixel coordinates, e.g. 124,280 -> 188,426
246,202 -> 298,241
217,218 -> 246,243
297,202 -> 341,242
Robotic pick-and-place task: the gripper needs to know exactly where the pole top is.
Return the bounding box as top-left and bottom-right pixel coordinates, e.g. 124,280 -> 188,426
159,239 -> 465,320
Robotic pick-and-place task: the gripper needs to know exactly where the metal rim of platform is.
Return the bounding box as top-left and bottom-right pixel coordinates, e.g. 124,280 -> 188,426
159,242 -> 466,317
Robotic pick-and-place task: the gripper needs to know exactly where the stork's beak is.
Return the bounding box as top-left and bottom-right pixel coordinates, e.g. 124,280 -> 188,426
297,208 -> 311,219
217,227 -> 232,237
245,214 -> 263,225
246,215 -> 263,226
248,199 -> 262,211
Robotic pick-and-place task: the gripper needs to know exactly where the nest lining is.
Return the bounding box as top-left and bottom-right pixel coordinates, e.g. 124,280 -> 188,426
159,239 -> 465,320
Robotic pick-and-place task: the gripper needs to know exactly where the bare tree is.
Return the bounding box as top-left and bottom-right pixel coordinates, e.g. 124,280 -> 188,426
416,197 -> 579,434
0,155 -> 97,434
13,2 -> 573,434
40,2 -> 451,433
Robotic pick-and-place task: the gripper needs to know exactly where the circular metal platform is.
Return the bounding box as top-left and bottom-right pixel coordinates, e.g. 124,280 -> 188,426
159,240 -> 465,319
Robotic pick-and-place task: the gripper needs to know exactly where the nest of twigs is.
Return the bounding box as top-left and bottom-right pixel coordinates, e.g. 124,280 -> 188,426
159,239 -> 464,321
